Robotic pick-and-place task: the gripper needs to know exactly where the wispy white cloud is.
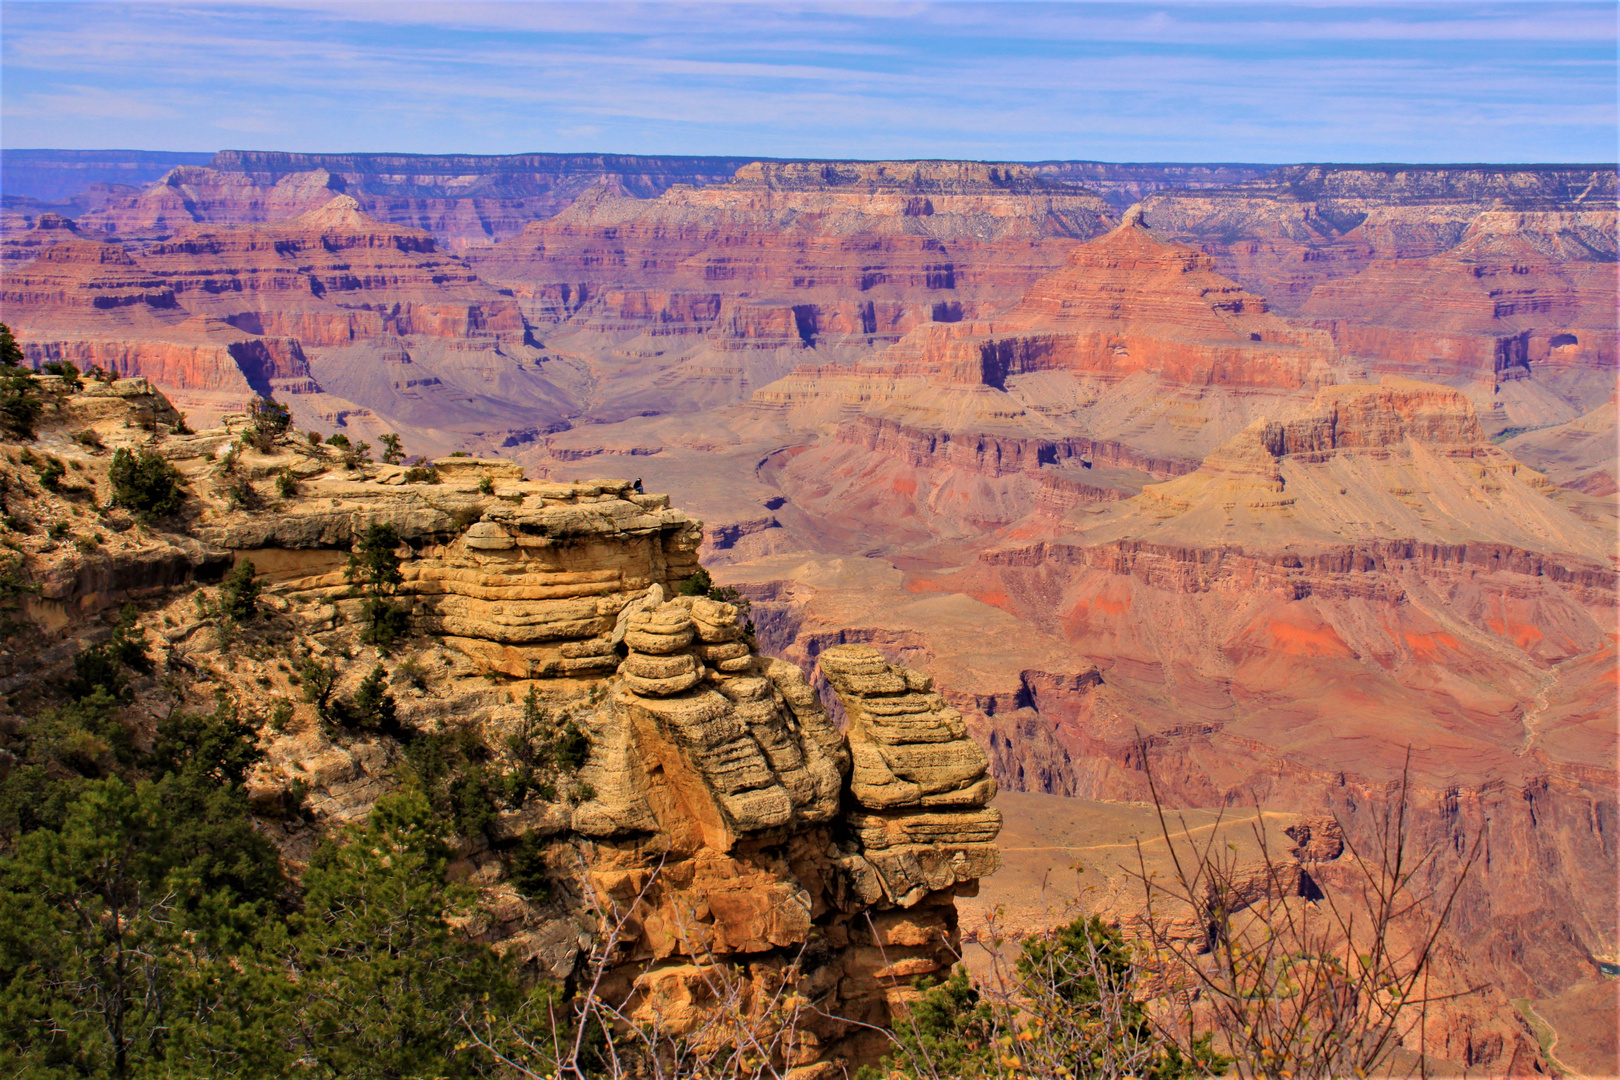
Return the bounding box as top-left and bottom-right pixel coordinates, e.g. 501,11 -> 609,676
0,1 -> 1613,161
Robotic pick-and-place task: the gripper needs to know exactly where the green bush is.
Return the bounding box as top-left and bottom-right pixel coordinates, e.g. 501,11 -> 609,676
66,604 -> 150,704
218,559 -> 261,623
679,567 -> 757,646
344,664 -> 397,733
33,457 -> 64,492
507,833 -> 553,902
108,447 -> 185,518
297,653 -> 338,720
40,360 -> 81,392
246,396 -> 291,452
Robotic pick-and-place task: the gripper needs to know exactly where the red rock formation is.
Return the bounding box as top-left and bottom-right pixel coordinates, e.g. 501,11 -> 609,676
468,163 -> 1114,363
747,212 -> 1343,535
916,380 -> 1615,1053
1141,164 -> 1617,309
3,196 -> 559,436
1294,213 -> 1617,431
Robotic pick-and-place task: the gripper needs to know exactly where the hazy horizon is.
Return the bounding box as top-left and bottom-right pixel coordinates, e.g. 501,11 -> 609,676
5,148 -> 1616,166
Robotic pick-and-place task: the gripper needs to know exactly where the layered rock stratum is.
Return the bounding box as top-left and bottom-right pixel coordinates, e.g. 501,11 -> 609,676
0,153 -> 1613,1072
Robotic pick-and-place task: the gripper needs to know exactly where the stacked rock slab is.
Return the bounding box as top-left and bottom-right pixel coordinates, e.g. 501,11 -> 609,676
819,644 -> 1002,906
557,608 -> 1004,1067
215,475 -> 704,679
409,485 -> 704,679
585,593 -> 847,850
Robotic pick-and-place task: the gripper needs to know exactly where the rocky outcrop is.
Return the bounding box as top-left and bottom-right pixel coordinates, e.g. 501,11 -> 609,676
152,428 -> 1000,1066
0,379 -> 1006,1072
822,645 -> 1000,903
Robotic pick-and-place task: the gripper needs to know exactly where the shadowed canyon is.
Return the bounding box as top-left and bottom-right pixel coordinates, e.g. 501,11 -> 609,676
2,150 -> 1616,1074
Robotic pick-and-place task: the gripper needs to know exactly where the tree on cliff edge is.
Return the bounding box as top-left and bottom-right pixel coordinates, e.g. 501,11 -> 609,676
0,324 -> 42,439
346,522 -> 409,652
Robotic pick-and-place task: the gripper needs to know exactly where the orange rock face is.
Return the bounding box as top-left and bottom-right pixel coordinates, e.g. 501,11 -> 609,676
1293,213 -> 1617,432
919,381 -> 1615,1041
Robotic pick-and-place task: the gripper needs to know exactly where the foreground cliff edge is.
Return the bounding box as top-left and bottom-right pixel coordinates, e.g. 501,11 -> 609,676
0,373 -> 1003,1071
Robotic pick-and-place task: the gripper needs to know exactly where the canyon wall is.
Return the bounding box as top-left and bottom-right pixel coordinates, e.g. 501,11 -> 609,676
2,155 -> 1613,1070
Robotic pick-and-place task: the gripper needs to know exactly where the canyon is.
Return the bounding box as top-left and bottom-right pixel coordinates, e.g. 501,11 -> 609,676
1,150 -> 1615,1073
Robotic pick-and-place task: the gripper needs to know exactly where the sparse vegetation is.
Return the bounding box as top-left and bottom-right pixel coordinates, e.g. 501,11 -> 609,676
478,473 -> 495,495
395,653 -> 430,690
66,604 -> 150,704
218,559 -> 262,623
403,464 -> 440,484
862,915 -> 1222,1080
267,697 -> 295,733
501,685 -> 591,806
225,478 -> 261,510
276,467 -> 299,498
246,395 -> 292,451
0,554 -> 35,635
297,651 -> 339,721
679,566 -> 757,646
327,663 -> 399,735
32,456 -> 65,492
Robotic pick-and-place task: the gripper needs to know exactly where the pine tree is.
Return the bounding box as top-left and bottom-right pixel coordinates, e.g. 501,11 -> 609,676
0,323 -> 42,439
287,790 -> 516,1078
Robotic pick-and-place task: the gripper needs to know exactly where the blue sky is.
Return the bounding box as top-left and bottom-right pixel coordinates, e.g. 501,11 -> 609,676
2,2 -> 1615,162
